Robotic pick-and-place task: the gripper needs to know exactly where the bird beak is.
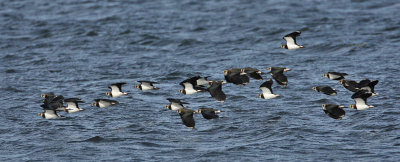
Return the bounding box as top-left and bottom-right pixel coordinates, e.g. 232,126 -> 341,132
284,68 -> 291,72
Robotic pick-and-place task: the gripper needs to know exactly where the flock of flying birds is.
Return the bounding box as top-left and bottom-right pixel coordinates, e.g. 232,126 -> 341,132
38,31 -> 379,128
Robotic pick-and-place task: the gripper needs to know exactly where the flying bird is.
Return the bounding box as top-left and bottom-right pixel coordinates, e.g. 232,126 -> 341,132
312,86 -> 337,96
197,108 -> 220,119
350,90 -> 374,110
269,69 -> 288,87
64,98 -> 85,113
323,72 -> 348,80
106,82 -> 128,98
177,109 -> 196,129
179,77 -> 207,95
322,104 -> 345,120
208,81 -> 227,102
339,79 -> 360,92
358,79 -> 379,96
224,68 -> 249,85
38,94 -> 65,119
136,81 -> 159,91
258,79 -> 280,99
281,31 -> 304,50
165,98 -> 189,110
240,67 -> 263,80
92,99 -> 119,108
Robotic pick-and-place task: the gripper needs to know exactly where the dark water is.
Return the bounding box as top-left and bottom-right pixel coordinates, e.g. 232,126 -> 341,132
1,0 -> 400,161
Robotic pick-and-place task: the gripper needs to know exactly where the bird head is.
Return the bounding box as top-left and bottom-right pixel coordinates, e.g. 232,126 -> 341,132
223,70 -> 229,76
38,112 -> 44,118
339,79 -> 344,84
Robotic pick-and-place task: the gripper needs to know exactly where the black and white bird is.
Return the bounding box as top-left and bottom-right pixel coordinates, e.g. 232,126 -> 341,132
258,79 -> 280,99
224,68 -> 249,85
208,81 -> 226,102
177,109 -> 196,129
136,81 -> 159,91
269,69 -> 288,87
64,98 -> 85,113
194,75 -> 210,86
197,108 -> 220,119
38,106 -> 63,119
268,67 -> 291,73
41,92 -> 56,99
339,79 -> 360,92
358,79 -> 379,96
179,77 -> 207,95
92,99 -> 119,108
240,67 -> 263,80
312,86 -> 337,96
281,31 -> 304,50
350,90 -> 374,110
106,82 -> 128,98
323,72 -> 348,80
39,95 -> 65,119
165,98 -> 189,111
41,93 -> 65,111
322,104 -> 345,120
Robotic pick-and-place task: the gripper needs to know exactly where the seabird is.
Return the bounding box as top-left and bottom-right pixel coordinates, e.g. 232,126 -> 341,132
312,86 -> 337,96
39,95 -> 65,119
208,81 -> 227,102
38,107 -> 63,119
41,94 -> 65,111
269,69 -> 288,87
281,31 -> 304,50
322,104 -> 345,120
165,98 -> 189,110
41,92 -> 56,99
179,77 -> 207,95
136,81 -> 159,91
197,108 -> 220,119
177,109 -> 196,129
195,75 -> 210,86
64,98 -> 84,113
358,79 -> 379,96
92,99 -> 119,108
258,79 -> 280,99
323,72 -> 348,80
339,79 -> 360,92
106,82 -> 128,98
268,67 -> 291,73
224,68 -> 249,85
240,67 -> 263,80
350,90 -> 374,110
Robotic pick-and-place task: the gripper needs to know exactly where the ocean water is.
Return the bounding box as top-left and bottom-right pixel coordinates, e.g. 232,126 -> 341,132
1,0 -> 400,161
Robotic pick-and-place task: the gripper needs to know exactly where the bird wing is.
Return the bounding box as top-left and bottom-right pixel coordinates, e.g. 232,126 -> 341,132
283,31 -> 301,45
208,83 -> 226,102
284,36 -> 297,46
354,97 -> 367,106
